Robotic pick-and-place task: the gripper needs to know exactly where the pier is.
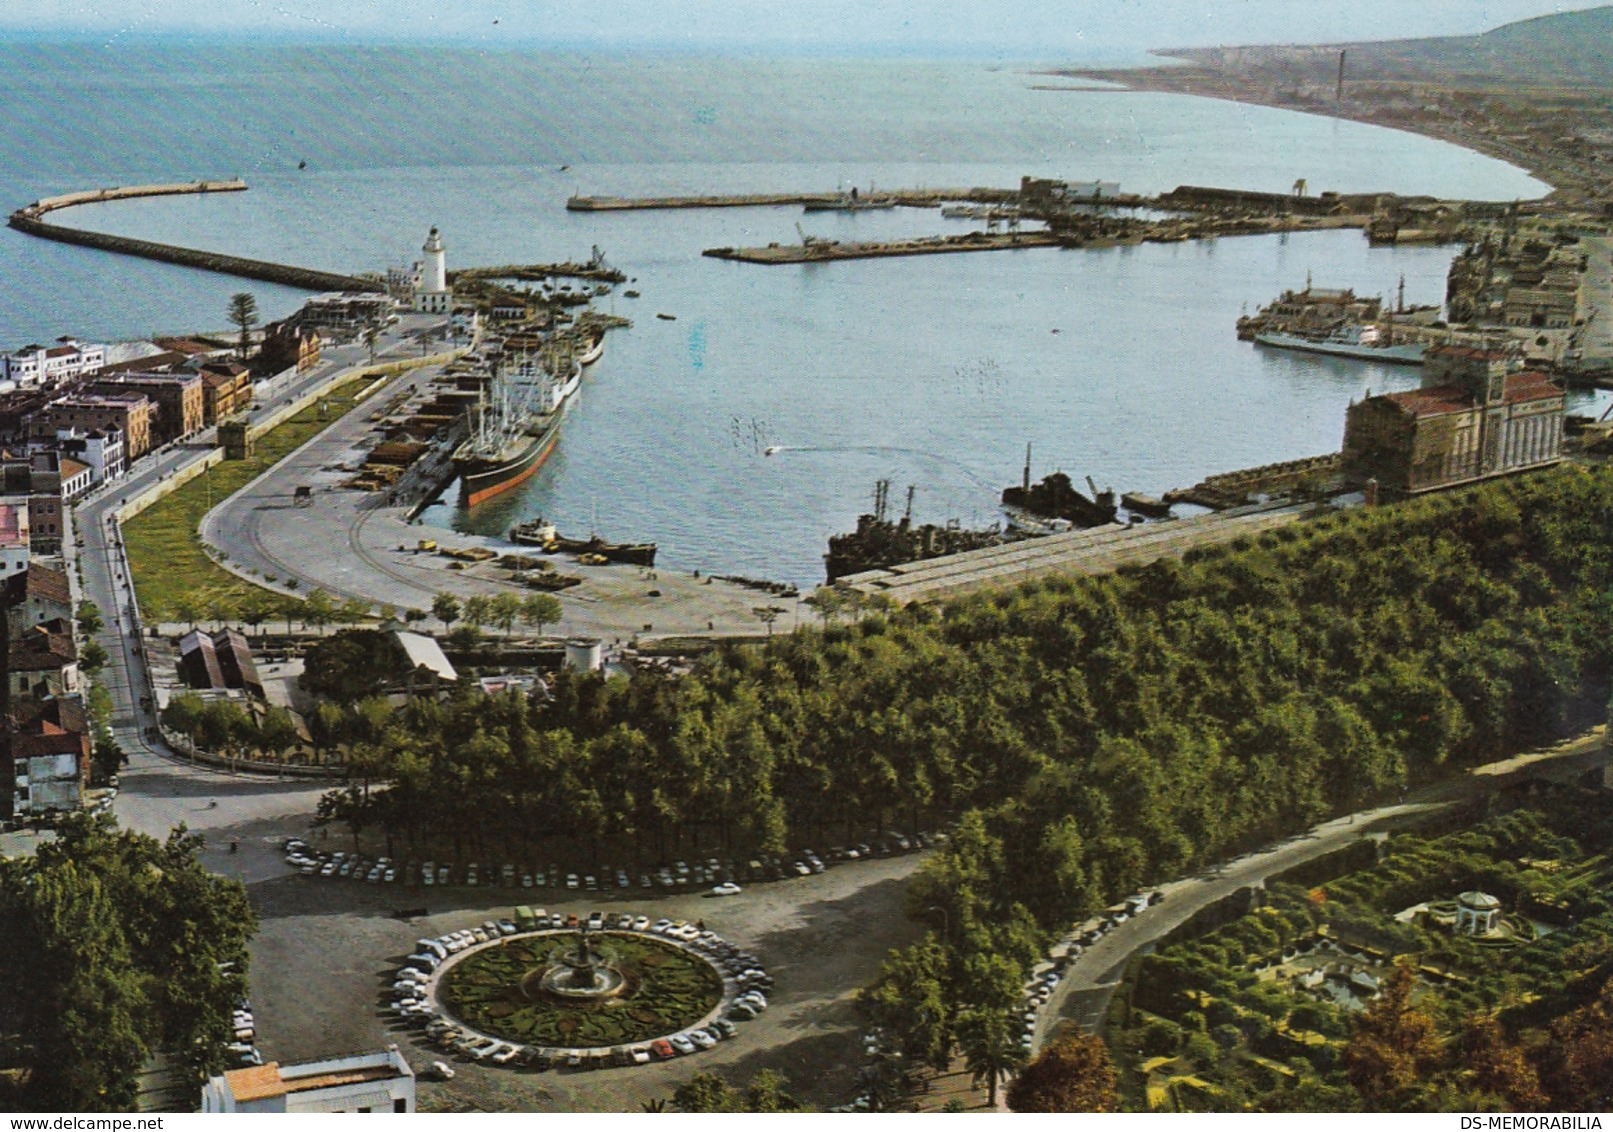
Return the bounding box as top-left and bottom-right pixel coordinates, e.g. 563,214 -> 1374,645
566,187 -> 1017,211
839,499 -> 1327,606
8,179 -> 377,293
1165,454 -> 1342,510
704,230 -> 1065,264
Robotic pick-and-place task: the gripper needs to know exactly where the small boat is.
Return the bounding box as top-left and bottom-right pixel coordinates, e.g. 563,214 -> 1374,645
575,330 -> 605,366
764,446 -> 780,456
510,518 -> 657,566
1121,491 -> 1171,518
624,290 -> 640,298
656,312 -> 676,321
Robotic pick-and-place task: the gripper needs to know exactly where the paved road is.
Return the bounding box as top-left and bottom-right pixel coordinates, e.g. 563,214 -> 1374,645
196,342 -> 809,640
243,849 -> 929,1113
69,320 -> 438,843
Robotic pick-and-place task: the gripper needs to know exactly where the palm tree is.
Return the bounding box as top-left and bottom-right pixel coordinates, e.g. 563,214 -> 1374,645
956,1007 -> 1026,1109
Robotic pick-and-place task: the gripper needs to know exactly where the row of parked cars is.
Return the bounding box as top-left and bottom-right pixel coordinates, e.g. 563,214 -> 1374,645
284,832 -> 944,893
388,912 -> 773,1072
225,1000 -> 262,1068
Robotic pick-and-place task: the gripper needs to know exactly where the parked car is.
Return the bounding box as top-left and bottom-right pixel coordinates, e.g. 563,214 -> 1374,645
669,1033 -> 696,1055
426,1060 -> 455,1080
650,1039 -> 676,1060
711,881 -> 742,896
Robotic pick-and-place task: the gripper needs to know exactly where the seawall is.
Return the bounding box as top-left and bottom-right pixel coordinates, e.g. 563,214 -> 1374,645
8,179 -> 376,293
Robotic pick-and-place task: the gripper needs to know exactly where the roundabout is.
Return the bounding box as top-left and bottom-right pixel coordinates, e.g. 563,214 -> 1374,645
394,915 -> 771,1067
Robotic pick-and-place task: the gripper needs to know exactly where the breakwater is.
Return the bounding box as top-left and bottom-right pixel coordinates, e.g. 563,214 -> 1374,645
568,187 -> 1018,211
8,179 -> 375,293
704,230 -> 1065,264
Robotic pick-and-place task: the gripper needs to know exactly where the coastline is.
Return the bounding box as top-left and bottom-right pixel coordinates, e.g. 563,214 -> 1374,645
1043,52 -> 1567,202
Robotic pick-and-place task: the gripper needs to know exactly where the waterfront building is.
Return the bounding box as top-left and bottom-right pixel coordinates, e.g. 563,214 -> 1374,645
202,1048 -> 415,1113
388,630 -> 458,694
277,292 -> 395,342
414,226 -> 452,315
88,371 -> 204,444
1020,175 -> 1121,212
260,317 -> 323,373
28,392 -> 153,459
1341,345 -> 1563,496
197,362 -> 253,423
0,338 -> 106,390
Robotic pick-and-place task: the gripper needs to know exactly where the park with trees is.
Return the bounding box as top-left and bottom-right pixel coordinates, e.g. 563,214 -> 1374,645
1104,791 -> 1613,1110
311,464 -> 1613,1106
0,817 -> 255,1111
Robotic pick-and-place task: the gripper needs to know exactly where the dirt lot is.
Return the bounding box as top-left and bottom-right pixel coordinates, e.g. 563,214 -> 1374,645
246,853 -> 926,1112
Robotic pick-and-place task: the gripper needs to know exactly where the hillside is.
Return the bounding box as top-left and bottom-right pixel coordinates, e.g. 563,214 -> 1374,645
1058,5 -> 1613,207
1165,5 -> 1613,89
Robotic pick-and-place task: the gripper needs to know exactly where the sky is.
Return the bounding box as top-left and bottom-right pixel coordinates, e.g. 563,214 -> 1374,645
1,1 -> 1609,57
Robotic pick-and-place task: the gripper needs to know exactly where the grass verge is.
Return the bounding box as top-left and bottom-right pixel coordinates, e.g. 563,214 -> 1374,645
123,374 -> 386,623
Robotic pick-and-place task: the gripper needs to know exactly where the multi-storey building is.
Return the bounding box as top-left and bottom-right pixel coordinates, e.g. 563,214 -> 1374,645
1342,345 -> 1564,496
87,371 -> 204,444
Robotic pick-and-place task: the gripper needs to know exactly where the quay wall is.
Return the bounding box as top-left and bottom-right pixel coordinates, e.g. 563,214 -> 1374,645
569,186 -> 1017,211
112,447 -> 227,526
8,178 -> 375,292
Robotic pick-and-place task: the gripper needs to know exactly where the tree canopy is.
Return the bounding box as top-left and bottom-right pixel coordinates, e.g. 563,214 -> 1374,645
0,817 -> 255,1110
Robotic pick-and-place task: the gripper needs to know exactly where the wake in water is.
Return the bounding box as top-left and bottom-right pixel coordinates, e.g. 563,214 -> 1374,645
759,443 -> 1001,491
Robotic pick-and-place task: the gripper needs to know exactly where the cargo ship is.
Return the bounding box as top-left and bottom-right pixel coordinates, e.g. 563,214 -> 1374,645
452,342 -> 584,507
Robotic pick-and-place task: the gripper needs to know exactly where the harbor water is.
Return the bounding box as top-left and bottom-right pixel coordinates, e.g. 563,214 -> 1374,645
0,44 -> 1588,586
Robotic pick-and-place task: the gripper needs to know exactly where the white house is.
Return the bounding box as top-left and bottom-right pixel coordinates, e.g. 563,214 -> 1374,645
0,338 -> 106,388
202,1047 -> 415,1113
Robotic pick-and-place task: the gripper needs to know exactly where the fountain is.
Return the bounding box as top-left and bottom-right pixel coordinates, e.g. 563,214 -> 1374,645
528,926 -> 628,1001
433,921 -> 731,1049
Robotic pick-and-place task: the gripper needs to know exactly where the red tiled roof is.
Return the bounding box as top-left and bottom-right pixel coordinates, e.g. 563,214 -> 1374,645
13,726 -> 87,760
1503,371 -> 1563,405
1382,383 -> 1475,418
26,564 -> 70,606
10,628 -> 77,671
1427,344 -> 1510,362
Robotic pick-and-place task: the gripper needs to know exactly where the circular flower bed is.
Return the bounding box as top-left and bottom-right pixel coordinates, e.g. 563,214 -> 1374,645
438,931 -> 724,1048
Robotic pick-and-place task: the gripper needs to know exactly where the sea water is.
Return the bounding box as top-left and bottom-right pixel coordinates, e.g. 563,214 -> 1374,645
0,43 -> 1579,585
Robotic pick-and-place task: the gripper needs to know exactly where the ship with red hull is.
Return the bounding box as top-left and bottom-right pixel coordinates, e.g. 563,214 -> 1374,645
458,416 -> 566,507
453,338 -> 588,506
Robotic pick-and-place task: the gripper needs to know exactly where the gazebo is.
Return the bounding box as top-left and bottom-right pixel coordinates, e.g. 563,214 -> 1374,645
1456,891 -> 1501,936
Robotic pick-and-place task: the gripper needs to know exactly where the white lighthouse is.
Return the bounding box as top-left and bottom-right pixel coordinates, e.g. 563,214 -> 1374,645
414,226 -> 451,314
